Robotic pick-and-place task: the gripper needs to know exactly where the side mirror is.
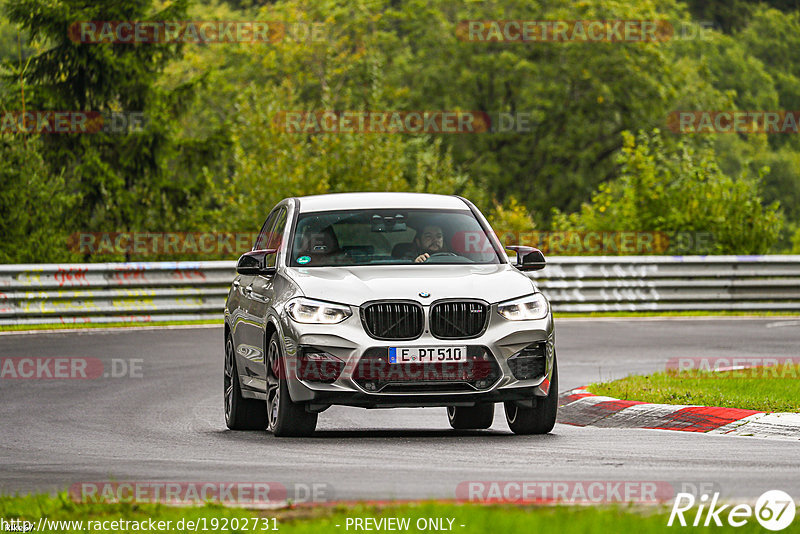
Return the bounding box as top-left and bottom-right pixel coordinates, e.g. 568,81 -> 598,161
505,245 -> 546,271
236,249 -> 278,275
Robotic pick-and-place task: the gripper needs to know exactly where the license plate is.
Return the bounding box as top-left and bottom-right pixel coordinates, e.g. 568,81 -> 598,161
388,346 -> 467,363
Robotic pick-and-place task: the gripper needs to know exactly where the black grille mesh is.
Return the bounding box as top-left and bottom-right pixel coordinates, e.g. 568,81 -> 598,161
430,301 -> 488,339
361,302 -> 424,340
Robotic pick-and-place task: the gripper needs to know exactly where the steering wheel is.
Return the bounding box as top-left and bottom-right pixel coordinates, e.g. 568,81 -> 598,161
422,252 -> 460,263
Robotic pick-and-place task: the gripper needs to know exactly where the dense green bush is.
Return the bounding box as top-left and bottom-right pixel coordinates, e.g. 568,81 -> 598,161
0,0 -> 797,261
552,130 -> 783,254
0,137 -> 77,262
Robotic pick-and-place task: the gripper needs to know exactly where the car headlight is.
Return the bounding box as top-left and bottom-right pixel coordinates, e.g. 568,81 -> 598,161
497,293 -> 549,321
286,297 -> 352,324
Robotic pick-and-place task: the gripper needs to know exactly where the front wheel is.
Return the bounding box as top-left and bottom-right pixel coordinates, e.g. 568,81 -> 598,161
504,356 -> 558,435
266,332 -> 317,437
224,335 -> 266,430
447,404 -> 495,429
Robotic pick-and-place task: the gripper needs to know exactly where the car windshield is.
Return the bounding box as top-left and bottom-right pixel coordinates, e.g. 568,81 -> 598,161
289,209 -> 501,267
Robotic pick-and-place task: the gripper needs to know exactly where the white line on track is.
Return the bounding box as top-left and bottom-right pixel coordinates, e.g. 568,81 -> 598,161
0,323 -> 222,336
765,320 -> 800,328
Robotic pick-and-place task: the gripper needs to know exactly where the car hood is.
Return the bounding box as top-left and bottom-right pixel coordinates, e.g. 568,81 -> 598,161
284,264 -> 536,306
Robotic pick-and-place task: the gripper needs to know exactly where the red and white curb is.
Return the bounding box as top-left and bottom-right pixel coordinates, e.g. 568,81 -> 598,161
558,388 -> 800,440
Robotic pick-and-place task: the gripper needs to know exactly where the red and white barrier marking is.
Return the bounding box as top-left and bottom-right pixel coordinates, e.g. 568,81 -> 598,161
558,388 -> 800,440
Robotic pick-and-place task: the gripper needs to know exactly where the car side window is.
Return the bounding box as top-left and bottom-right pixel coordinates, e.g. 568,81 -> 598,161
267,209 -> 287,250
253,210 -> 279,251
265,208 -> 287,268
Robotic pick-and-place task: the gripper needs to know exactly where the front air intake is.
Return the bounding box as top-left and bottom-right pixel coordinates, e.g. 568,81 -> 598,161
507,342 -> 547,380
352,346 -> 501,393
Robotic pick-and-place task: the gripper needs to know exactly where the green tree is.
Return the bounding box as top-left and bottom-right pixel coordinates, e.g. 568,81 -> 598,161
487,197 -> 536,246
737,8 -> 800,133
170,0 -> 474,235
0,136 -> 76,262
2,0 -> 227,261
552,130 -> 783,254
372,0 -> 730,220
682,0 -> 800,34
790,225 -> 800,253
3,0 -> 798,262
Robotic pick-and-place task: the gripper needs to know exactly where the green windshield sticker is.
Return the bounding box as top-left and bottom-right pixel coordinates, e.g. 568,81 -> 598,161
297,256 -> 311,264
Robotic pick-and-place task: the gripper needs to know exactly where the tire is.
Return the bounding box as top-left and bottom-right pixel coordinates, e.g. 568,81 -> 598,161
224,335 -> 267,430
504,355 -> 558,435
447,403 -> 495,429
266,332 -> 317,437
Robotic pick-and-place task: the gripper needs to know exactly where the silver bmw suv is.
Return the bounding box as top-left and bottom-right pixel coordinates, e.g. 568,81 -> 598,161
224,192 -> 556,436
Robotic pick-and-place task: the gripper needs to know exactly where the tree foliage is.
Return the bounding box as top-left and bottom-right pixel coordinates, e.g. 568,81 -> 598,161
552,130 -> 783,254
0,136 -> 76,262
0,0 -> 797,262
2,0 -> 226,261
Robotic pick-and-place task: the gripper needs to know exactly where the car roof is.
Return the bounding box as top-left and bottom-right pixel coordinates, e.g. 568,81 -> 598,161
294,192 -> 469,213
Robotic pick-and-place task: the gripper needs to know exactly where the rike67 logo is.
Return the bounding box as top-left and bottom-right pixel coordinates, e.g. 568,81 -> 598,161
669,490 -> 795,531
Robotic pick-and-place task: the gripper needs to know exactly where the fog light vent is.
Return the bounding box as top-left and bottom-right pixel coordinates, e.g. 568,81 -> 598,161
297,348 -> 344,383
507,342 -> 547,380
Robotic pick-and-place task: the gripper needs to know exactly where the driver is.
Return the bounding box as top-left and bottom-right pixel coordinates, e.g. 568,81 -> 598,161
413,224 -> 447,263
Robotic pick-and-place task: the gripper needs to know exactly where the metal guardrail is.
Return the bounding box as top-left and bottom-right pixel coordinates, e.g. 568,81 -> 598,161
529,255 -> 800,313
0,262 -> 232,326
1,256 -> 799,325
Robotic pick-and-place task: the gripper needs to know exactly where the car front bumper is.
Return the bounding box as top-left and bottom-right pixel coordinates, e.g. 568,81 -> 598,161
278,306 -> 556,409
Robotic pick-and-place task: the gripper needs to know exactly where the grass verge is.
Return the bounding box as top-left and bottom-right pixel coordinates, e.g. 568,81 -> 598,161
587,365 -> 800,412
0,494 -> 773,533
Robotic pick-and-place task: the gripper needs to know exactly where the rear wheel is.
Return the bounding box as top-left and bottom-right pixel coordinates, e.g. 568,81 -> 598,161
447,403 -> 495,429
266,332 -> 317,437
224,335 -> 266,430
504,356 -> 558,435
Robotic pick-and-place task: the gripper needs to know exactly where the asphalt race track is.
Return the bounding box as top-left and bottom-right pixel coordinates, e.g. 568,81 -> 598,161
1,318 -> 798,502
